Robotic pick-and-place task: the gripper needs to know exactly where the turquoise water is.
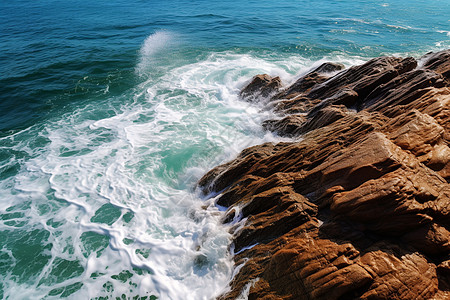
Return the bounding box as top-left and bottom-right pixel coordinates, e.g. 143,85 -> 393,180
0,0 -> 449,299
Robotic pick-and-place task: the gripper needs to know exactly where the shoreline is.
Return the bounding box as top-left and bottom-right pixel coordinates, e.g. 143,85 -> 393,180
200,50 -> 450,299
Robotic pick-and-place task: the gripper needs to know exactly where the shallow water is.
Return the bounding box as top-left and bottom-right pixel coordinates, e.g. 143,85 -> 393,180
0,0 -> 449,299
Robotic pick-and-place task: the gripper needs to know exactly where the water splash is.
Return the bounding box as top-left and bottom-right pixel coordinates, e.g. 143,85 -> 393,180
136,31 -> 177,77
1,46 -> 328,299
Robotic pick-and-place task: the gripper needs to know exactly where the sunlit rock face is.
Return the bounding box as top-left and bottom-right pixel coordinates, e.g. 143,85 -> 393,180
199,50 -> 450,300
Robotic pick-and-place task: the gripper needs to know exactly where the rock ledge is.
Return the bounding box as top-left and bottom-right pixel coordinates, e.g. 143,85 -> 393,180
200,50 -> 450,300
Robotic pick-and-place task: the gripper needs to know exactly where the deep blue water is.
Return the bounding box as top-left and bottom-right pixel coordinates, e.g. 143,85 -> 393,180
0,0 -> 449,299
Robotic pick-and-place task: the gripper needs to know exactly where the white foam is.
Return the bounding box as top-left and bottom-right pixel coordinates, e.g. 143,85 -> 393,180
236,277 -> 260,299
437,30 -> 450,37
136,30 -> 178,77
0,40 -> 372,299
234,243 -> 259,255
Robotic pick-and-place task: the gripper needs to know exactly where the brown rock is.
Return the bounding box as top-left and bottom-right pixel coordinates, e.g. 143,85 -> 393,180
264,105 -> 352,137
402,223 -> 450,256
262,114 -> 306,137
307,56 -> 417,104
361,69 -> 447,112
359,250 -> 438,300
271,97 -> 321,115
274,62 -> 345,100
240,74 -> 282,102
199,50 -> 450,300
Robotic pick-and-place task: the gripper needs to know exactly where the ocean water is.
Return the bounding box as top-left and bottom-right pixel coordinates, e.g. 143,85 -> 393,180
0,0 -> 448,299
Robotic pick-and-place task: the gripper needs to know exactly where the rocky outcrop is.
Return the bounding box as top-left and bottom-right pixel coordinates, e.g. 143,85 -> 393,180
199,50 -> 450,299
240,74 -> 282,102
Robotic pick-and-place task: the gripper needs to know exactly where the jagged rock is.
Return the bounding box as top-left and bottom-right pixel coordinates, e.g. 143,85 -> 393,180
274,62 -> 345,100
271,97 -> 321,114
307,56 -> 417,104
313,62 -> 346,74
361,69 -> 447,111
199,50 -> 450,299
262,57 -> 419,137
262,114 -> 306,137
422,49 -> 450,79
240,74 -> 282,102
263,105 -> 351,137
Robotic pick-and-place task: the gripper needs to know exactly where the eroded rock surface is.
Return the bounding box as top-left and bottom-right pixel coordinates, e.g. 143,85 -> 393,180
199,50 -> 450,299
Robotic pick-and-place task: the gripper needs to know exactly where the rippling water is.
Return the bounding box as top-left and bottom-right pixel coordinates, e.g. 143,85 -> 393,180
0,0 -> 449,299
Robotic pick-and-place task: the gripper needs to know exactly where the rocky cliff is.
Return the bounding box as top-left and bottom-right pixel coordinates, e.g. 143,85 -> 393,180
199,50 -> 450,300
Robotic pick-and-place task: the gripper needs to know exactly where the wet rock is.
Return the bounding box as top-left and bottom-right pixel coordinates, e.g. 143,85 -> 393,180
240,74 -> 282,102
274,62 -> 345,100
312,62 -> 345,74
200,50 -> 450,299
262,114 -> 306,137
271,96 -> 321,115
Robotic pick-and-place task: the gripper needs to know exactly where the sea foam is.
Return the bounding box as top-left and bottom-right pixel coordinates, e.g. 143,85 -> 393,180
0,32 -> 370,299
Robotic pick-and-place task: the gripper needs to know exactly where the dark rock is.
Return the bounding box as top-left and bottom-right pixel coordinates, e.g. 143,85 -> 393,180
361,69 -> 447,111
262,114 -> 306,137
312,62 -> 345,74
422,49 -> 450,80
274,62 -> 345,101
240,74 -> 282,102
275,72 -> 329,100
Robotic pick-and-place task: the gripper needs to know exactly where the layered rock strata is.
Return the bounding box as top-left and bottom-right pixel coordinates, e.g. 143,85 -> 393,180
199,50 -> 450,299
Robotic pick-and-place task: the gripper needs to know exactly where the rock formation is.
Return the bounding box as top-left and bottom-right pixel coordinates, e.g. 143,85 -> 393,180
199,50 -> 450,299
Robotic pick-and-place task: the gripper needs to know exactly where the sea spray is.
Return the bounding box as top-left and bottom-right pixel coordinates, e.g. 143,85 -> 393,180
1,34 -> 354,298
136,31 -> 179,77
